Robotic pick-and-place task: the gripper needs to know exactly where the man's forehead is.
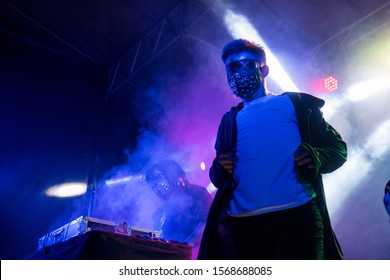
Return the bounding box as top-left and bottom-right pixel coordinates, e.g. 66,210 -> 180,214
225,51 -> 261,65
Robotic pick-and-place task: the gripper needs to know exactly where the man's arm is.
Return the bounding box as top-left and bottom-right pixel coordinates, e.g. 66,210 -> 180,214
209,111 -> 238,188
295,118 -> 347,181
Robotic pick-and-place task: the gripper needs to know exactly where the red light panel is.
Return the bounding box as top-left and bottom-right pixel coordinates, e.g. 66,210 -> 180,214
324,76 -> 338,92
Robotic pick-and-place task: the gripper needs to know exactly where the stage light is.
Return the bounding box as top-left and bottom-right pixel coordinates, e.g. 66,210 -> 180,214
105,174 -> 144,186
45,182 -> 87,198
206,182 -> 217,195
200,162 -> 206,171
324,76 -> 338,92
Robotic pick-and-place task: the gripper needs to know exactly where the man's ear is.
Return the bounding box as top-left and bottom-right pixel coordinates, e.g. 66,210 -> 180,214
261,65 -> 269,78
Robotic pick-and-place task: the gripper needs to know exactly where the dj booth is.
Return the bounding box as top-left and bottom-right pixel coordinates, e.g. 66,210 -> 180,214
26,216 -> 192,260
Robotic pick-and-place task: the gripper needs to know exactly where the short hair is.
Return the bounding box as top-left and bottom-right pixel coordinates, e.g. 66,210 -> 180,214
221,39 -> 266,65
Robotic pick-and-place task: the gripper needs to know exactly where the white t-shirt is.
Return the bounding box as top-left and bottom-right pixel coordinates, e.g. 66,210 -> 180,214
229,94 -> 315,217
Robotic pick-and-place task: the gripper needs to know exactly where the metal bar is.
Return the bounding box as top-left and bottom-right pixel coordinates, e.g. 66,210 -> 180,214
112,34 -> 182,94
110,0 -> 216,95
106,60 -> 121,97
0,28 -> 85,61
153,18 -> 167,55
301,1 -> 390,59
129,41 -> 142,75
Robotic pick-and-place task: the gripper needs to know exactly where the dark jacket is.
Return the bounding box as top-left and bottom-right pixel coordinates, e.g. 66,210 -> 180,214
198,92 -> 347,260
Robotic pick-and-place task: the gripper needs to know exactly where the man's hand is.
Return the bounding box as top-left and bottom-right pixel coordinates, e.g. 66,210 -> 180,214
294,146 -> 315,169
217,152 -> 238,174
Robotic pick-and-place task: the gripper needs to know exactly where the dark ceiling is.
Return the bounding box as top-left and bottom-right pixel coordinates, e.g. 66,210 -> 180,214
1,0 -> 390,260
3,0 -> 390,94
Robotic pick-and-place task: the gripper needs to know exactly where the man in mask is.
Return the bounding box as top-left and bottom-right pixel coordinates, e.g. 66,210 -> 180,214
145,159 -> 212,259
198,39 -> 347,260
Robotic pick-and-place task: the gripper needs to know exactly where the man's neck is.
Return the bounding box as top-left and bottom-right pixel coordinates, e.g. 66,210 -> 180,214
242,88 -> 269,104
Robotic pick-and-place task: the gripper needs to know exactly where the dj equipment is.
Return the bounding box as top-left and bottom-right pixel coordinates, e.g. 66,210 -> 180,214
38,216 -> 158,250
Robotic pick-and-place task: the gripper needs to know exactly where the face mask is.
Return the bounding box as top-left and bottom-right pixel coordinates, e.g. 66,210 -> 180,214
149,170 -> 174,200
226,59 -> 262,101
149,170 -> 187,200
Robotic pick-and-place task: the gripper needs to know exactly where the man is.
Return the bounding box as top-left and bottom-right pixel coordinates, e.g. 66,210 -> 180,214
198,39 -> 347,260
145,159 -> 212,258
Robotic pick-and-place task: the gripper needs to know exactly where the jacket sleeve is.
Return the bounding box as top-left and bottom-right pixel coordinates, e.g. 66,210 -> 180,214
298,109 -> 347,180
209,112 -> 235,188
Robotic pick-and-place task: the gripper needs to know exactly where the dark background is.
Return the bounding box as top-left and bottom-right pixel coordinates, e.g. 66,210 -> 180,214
1,0 -> 389,260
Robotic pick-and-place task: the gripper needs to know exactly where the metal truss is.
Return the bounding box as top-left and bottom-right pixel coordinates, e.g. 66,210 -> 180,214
300,1 -> 390,66
106,0 -> 216,98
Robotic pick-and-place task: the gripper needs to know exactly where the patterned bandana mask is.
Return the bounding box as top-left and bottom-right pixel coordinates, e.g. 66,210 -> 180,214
226,59 -> 262,100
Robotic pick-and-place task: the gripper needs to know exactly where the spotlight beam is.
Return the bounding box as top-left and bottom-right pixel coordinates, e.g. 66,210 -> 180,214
324,119 -> 390,222
223,9 -> 299,92
347,75 -> 390,102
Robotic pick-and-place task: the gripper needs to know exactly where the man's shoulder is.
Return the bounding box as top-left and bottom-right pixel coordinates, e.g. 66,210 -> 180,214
222,102 -> 244,118
282,91 -> 325,108
187,184 -> 212,200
